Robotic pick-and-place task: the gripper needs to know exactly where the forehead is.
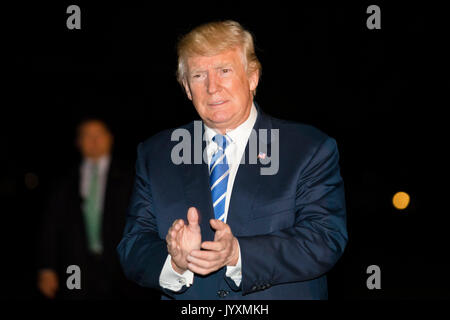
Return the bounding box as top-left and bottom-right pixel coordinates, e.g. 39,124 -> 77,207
186,47 -> 244,71
79,121 -> 109,134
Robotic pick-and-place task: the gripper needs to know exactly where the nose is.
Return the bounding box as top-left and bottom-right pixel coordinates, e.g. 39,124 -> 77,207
206,71 -> 220,95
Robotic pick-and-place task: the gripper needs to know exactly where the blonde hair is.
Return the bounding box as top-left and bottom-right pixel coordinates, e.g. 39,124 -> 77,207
176,20 -> 262,86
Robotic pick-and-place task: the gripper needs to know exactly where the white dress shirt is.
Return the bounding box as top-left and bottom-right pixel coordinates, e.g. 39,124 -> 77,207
80,155 -> 111,218
159,103 -> 258,291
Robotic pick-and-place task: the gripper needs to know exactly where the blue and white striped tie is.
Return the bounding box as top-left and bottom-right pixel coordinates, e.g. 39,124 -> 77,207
209,134 -> 230,222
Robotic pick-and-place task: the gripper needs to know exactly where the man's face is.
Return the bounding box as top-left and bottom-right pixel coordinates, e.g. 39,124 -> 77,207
77,121 -> 113,160
183,47 -> 259,133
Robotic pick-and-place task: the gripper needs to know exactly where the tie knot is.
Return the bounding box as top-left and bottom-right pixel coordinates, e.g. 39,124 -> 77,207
213,134 -> 229,151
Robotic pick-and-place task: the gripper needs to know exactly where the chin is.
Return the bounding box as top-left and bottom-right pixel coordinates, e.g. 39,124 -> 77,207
209,111 -> 233,125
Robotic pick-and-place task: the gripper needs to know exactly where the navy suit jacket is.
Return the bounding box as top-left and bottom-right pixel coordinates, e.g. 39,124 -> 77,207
117,104 -> 347,299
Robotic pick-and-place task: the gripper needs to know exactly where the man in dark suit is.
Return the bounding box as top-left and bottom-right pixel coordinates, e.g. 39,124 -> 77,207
118,20 -> 347,299
37,118 -> 158,299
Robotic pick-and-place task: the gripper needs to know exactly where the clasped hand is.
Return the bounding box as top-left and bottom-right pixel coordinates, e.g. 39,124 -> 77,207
165,207 -> 239,275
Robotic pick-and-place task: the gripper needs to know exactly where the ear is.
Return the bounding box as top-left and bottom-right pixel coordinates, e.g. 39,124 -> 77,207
182,79 -> 193,101
248,68 -> 259,93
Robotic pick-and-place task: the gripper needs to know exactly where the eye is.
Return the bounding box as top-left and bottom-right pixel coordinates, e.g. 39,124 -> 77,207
191,73 -> 205,81
222,68 -> 231,74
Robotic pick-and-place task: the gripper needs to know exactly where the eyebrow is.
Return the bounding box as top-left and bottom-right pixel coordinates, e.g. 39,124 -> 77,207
190,63 -> 234,74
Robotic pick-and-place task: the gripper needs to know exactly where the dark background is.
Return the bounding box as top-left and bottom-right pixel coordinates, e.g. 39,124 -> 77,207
1,1 -> 448,300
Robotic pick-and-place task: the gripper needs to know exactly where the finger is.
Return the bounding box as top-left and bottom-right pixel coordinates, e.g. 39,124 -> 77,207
172,223 -> 184,238
50,283 -> 58,291
201,240 -> 225,251
167,241 -> 174,251
43,290 -> 53,299
166,229 -> 174,242
187,207 -> 200,227
186,254 -> 218,269
43,287 -> 56,299
189,249 -> 220,261
170,220 -> 180,233
174,219 -> 184,230
187,262 -> 215,276
50,288 -> 57,298
170,240 -> 178,256
170,229 -> 178,241
209,218 -> 227,231
175,227 -> 184,243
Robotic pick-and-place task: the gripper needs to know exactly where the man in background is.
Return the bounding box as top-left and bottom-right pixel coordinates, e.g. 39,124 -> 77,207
37,118 -> 159,299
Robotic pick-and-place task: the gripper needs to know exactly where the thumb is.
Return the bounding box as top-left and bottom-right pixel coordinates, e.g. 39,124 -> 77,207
187,207 -> 200,228
210,218 -> 226,231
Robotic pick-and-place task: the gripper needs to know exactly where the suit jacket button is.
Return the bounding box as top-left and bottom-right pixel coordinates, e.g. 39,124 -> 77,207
217,290 -> 228,298
266,283 -> 271,288
251,285 -> 257,291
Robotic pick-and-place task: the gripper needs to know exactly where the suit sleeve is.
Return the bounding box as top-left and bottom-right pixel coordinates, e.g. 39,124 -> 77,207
117,142 -> 188,297
36,180 -> 63,271
237,136 -> 347,295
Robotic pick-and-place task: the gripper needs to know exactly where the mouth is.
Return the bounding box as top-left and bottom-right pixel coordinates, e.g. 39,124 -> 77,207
207,100 -> 228,107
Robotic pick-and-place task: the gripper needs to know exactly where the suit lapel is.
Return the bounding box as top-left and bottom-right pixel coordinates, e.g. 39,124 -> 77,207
102,158 -> 122,249
71,165 -> 89,251
227,104 -> 273,236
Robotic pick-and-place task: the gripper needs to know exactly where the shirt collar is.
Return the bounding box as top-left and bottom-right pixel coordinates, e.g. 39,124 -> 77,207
82,154 -> 111,173
204,102 -> 258,147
